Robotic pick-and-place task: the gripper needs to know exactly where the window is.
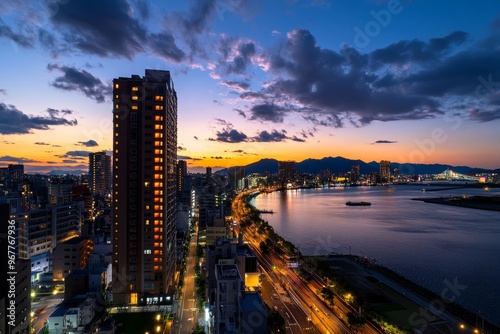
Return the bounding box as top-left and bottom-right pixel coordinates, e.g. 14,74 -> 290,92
132,86 -> 139,91
132,105 -> 138,110
155,124 -> 163,129
115,83 -> 119,89
132,96 -> 138,100
155,115 -> 163,121
144,249 -> 151,254
154,149 -> 163,155
155,105 -> 163,110
155,95 -> 163,101
115,104 -> 119,109
154,133 -> 163,138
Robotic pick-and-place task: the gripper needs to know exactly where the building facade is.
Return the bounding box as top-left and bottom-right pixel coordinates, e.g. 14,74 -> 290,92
379,160 -> 391,183
89,151 -> 111,197
112,70 -> 177,305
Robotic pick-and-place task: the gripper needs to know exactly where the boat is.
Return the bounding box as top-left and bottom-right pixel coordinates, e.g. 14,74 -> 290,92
346,201 -> 371,206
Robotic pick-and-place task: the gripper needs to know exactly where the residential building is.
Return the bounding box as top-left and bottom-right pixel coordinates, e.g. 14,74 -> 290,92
112,69 -> 177,305
89,151 -> 112,197
379,160 -> 391,183
278,160 -> 295,187
52,236 -> 93,280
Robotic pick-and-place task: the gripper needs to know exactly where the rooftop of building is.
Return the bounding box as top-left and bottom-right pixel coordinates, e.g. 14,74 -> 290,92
216,264 -> 241,280
239,292 -> 266,313
60,236 -> 92,245
236,244 -> 255,258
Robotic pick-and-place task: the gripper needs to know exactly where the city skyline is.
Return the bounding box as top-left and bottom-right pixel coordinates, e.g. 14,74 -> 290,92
1,0 -> 500,173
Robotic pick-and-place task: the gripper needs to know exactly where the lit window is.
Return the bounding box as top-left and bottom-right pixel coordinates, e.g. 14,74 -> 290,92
154,174 -> 163,180
154,190 -> 163,195
115,149 -> 118,153
115,124 -> 119,128
154,197 -> 163,203
145,205 -> 150,210
115,115 -> 119,119
132,105 -> 138,110
132,96 -> 138,100
154,158 -> 163,163
154,220 -> 161,225
144,182 -> 150,187
155,105 -> 163,110
154,166 -> 163,171
154,149 -> 163,155
155,124 -> 163,130
115,94 -> 119,98
144,249 -> 151,254
132,87 -> 139,91
115,83 -> 119,89
115,133 -> 119,137
154,141 -> 163,146
154,182 -> 163,187
154,133 -> 163,138
155,95 -> 163,101
154,213 -> 163,218
154,205 -> 163,211
115,104 -> 119,109
155,115 -> 163,121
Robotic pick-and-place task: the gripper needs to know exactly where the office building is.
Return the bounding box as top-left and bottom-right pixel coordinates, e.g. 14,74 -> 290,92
89,151 -> 111,197
379,160 -> 391,183
112,69 -> 177,305
52,236 -> 93,280
278,160 -> 295,187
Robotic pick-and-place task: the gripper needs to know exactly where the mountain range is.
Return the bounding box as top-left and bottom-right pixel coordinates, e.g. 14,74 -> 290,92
221,156 -> 498,175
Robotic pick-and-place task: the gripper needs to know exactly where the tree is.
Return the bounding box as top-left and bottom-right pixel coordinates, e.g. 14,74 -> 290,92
259,241 -> 270,254
268,309 -> 286,333
320,287 -> 335,307
347,312 -> 366,333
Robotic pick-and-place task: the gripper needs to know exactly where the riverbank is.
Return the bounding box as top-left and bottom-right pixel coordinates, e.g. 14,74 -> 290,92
412,195 -> 500,211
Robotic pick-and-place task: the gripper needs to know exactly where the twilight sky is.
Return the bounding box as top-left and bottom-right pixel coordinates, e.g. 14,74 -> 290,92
1,0 -> 500,173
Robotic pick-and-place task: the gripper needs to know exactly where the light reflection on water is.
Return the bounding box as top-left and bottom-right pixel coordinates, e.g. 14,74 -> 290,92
252,185 -> 500,324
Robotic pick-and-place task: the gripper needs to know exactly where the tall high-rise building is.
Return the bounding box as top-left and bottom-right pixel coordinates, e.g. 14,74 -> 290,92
89,151 -> 111,197
112,70 -> 177,305
379,160 -> 391,183
278,160 -> 295,187
176,160 -> 187,195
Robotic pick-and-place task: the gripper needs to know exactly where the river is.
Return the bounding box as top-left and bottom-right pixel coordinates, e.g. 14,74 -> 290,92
251,185 -> 500,325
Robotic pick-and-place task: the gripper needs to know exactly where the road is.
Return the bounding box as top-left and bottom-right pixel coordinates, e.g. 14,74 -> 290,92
31,294 -> 64,333
177,231 -> 201,334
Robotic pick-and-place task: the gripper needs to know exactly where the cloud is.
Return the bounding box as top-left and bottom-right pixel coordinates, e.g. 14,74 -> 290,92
35,142 -> 51,145
215,37 -> 257,76
77,140 -> 99,147
0,18 -> 34,48
177,146 -> 187,151
0,103 -> 78,134
56,151 -> 92,159
148,32 -> 186,63
194,136 -> 199,140
251,129 -> 288,142
210,128 -> 248,143
47,64 -> 111,103
220,80 -> 250,91
0,89 -> 6,95
371,140 -> 398,144
63,159 -> 78,163
237,28 -> 500,127
0,155 -> 40,163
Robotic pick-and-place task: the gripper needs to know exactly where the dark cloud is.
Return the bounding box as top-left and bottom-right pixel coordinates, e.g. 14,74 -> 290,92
291,135 -> 306,142
35,142 -> 51,145
216,37 -> 257,76
0,155 -> 40,163
220,80 -> 250,91
47,0 -> 185,62
0,103 -> 77,135
370,31 -> 468,69
63,159 -> 78,163
49,0 -> 148,59
177,146 -> 186,151
235,108 -> 247,118
211,156 -> 224,159
467,108 -> 500,122
0,18 -> 34,48
0,89 -> 6,95
250,104 -> 286,122
149,32 -> 186,63
371,140 -> 398,144
210,128 -> 248,143
251,129 -> 288,142
77,140 -> 99,147
47,64 -> 110,103
239,28 -> 500,127
64,151 -> 92,157
194,136 -> 199,140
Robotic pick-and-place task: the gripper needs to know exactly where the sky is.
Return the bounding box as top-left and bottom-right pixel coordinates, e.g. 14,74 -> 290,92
1,0 -> 500,173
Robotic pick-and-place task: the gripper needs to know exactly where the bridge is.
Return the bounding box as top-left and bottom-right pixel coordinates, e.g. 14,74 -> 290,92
433,169 -> 479,182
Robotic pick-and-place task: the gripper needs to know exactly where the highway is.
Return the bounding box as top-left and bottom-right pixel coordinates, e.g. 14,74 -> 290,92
177,231 -> 201,334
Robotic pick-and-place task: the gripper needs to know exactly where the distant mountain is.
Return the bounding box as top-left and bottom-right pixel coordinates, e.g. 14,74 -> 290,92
220,156 -> 496,175
46,170 -> 87,175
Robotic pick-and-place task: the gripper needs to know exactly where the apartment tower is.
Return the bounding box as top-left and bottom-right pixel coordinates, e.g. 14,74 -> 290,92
112,70 -> 177,305
89,151 -> 111,197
